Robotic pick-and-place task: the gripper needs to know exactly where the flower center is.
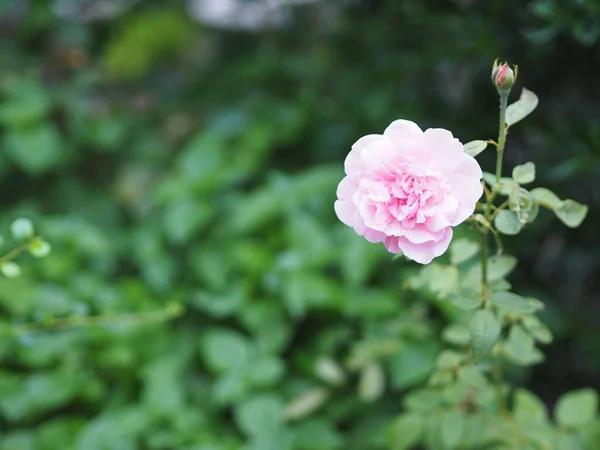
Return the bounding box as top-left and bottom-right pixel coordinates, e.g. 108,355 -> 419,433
385,173 -> 443,222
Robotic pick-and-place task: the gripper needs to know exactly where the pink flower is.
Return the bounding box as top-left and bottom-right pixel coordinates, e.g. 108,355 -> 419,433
334,120 -> 483,264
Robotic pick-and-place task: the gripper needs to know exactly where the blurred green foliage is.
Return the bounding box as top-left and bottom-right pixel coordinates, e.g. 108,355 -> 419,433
0,0 -> 599,448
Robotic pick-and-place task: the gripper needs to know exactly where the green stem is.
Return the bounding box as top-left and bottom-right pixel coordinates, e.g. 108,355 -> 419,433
481,87 -> 511,413
5,303 -> 184,336
0,243 -> 29,265
495,92 -> 509,182
480,231 -> 488,303
493,362 -> 508,415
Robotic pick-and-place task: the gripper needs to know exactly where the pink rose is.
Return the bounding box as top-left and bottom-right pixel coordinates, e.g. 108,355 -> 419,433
334,120 -> 483,264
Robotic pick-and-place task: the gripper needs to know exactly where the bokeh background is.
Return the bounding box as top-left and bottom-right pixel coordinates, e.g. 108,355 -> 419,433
0,0 -> 599,449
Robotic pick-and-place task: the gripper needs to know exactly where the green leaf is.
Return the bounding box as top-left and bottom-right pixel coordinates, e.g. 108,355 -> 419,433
283,387 -> 330,421
162,198 -> 213,244
531,187 -> 562,210
463,140 -> 488,157
521,316 -> 553,344
482,172 -> 516,195
103,10 -> 195,80
142,356 -> 185,415
450,238 -> 480,265
235,395 -> 285,438
439,410 -> 465,450
531,188 -> 587,227
28,238 -> 51,258
389,413 -> 424,450
0,261 -> 21,278
457,366 -> 488,389
491,291 -> 540,314
11,218 -> 34,240
512,162 -> 536,184
503,325 -> 544,366
427,264 -> 459,298
404,389 -> 442,412
200,328 -> 252,373
487,255 -> 517,281
514,389 -> 548,424
4,124 -> 65,175
0,79 -> 52,128
429,371 -> 453,387
526,197 -> 540,223
442,324 -> 471,346
490,278 -> 512,293
555,200 -> 588,228
470,309 -> 501,360
358,363 -> 385,402
494,210 -> 523,235
555,432 -> 585,450
315,357 -> 346,387
293,420 -> 343,450
555,389 -> 598,428
508,187 -> 536,224
247,356 -> 285,387
436,350 -> 463,370
213,372 -> 248,405
450,292 -> 482,310
505,88 -> 539,127
389,343 -> 437,389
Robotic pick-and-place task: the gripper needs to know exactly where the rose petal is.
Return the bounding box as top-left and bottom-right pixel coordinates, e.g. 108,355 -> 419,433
336,177 -> 357,201
456,153 -> 483,181
334,199 -> 354,226
447,173 -> 482,203
345,134 -> 385,174
424,213 -> 452,232
360,140 -> 399,172
383,236 -> 401,253
384,119 -> 423,142
396,227 -> 453,264
422,128 -> 463,172
401,224 -> 444,244
364,228 -> 386,243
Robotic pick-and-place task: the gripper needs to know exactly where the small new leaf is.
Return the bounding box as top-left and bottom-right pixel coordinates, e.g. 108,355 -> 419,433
11,218 -> 34,240
506,88 -> 539,127
0,261 -> 21,278
463,140 -> 488,157
494,210 -> 523,235
470,309 -> 501,360
512,162 -> 536,184
482,172 -> 516,195
555,200 -> 588,228
509,187 -> 535,224
531,188 -> 587,228
28,237 -> 51,258
531,187 -> 562,210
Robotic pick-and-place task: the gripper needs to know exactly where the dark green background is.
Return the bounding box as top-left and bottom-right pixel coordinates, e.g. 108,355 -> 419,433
0,0 -> 598,448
